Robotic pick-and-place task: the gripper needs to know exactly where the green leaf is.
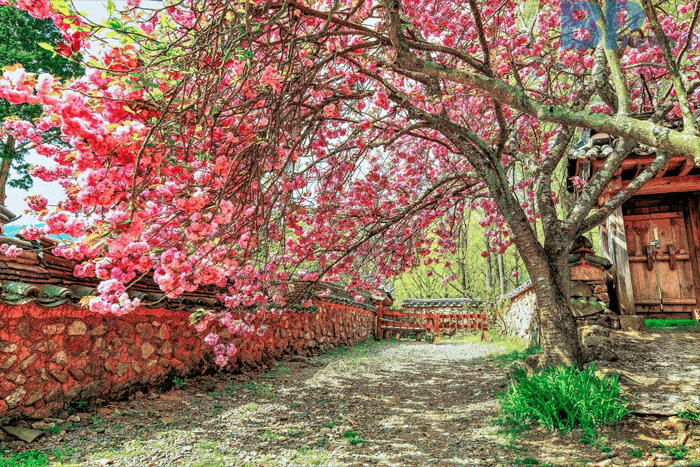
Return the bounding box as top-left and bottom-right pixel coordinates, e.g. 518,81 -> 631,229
37,42 -> 55,53
106,0 -> 115,16
50,0 -> 71,16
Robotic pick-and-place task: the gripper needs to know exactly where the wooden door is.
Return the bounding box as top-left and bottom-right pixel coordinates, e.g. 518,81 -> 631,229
624,212 -> 698,316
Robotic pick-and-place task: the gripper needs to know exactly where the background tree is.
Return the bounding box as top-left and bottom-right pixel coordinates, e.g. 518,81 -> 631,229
0,4 -> 83,205
1,0 -> 699,366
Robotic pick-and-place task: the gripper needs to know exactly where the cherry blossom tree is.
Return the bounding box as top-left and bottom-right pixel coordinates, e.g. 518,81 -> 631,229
1,0 -> 699,365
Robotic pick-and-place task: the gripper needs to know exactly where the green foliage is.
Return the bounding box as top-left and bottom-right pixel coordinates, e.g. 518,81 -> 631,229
322,422 -> 335,429
498,363 -> 629,440
492,346 -> 542,367
341,430 -> 363,445
173,377 -> 187,387
0,450 -> 47,467
678,410 -> 700,421
628,447 -> 644,458
645,319 -> 698,328
0,5 -> 84,193
659,443 -> 689,460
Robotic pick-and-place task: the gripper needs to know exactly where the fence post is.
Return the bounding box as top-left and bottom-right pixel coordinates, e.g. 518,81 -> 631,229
481,312 -> 488,341
376,304 -> 383,340
434,312 -> 440,345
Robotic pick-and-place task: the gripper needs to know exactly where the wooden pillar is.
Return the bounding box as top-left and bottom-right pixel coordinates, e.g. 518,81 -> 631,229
375,304 -> 383,340
433,312 -> 440,345
685,196 -> 700,319
601,206 -> 636,315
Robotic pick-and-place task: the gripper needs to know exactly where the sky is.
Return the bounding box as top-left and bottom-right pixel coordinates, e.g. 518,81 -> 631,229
4,0 -> 162,227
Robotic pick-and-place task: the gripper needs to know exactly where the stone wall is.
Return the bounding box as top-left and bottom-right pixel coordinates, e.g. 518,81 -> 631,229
499,281 -> 538,346
0,298 -> 376,421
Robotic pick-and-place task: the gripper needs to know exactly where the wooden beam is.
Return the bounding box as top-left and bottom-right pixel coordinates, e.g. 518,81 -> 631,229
620,175 -> 700,195
654,164 -> 668,178
606,207 -> 636,315
679,159 -> 694,176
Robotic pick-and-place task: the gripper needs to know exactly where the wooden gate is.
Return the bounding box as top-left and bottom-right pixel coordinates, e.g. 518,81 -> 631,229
625,211 -> 699,317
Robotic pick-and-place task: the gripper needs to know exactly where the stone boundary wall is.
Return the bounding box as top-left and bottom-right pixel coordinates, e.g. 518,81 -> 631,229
499,282 -> 538,345
0,299 -> 375,421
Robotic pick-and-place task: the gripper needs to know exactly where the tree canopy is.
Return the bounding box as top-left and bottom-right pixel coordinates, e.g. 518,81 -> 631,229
1,0 -> 698,364
0,4 -> 83,197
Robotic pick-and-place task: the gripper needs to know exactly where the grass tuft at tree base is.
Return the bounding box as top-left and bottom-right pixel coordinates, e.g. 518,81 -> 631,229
498,363 -> 629,441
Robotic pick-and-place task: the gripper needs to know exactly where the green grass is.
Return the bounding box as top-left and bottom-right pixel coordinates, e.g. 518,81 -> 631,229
322,422 -> 335,429
645,319 -> 697,328
498,363 -> 629,441
659,443 -> 689,460
0,450 -> 47,467
172,376 -> 187,387
628,447 -> 644,458
341,430 -> 363,445
491,346 -> 543,367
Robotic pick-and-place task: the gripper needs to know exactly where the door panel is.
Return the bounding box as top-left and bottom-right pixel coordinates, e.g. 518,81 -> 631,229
624,211 -> 699,313
625,216 -> 660,309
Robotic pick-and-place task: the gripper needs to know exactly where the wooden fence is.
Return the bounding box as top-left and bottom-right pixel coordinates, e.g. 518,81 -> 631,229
376,308 -> 488,343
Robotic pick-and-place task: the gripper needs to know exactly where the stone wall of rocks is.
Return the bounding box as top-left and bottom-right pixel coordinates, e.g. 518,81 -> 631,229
499,284 -> 538,346
0,299 -> 376,421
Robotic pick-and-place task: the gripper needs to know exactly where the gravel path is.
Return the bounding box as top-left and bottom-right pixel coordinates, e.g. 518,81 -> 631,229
4,336 -> 700,466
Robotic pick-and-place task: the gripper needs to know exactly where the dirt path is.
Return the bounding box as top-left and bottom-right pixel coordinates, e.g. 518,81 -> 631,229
597,329 -> 700,415
3,335 -> 700,466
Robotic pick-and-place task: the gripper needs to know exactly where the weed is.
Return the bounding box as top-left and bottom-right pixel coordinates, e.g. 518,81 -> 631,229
659,443 -> 688,460
342,430 -> 363,445
261,430 -> 279,441
323,422 -> 335,429
66,400 -> 88,412
43,425 -> 62,435
52,447 -> 75,461
173,377 -> 187,387
262,384 -> 277,399
628,447 -> 644,458
0,450 -> 47,467
114,423 -> 125,430
199,442 -> 216,450
492,346 -> 542,367
498,363 -> 628,440
679,410 -> 700,422
241,402 -> 259,412
514,458 -> 540,465
222,381 -> 237,396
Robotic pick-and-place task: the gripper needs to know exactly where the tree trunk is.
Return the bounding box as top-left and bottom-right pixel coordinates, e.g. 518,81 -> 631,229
520,239 -> 583,367
497,250 -> 505,295
502,205 -> 584,367
484,236 -> 492,292
0,136 -> 15,206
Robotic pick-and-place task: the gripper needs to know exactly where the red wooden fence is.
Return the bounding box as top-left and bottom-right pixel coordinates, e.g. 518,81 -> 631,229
375,308 -> 488,342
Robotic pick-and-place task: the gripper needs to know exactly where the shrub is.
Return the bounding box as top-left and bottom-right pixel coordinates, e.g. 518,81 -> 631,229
498,363 -> 628,439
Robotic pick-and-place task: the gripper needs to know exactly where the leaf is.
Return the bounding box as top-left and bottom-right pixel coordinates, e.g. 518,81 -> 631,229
50,0 -> 71,16
37,42 -> 55,53
78,295 -> 96,308
106,0 -> 115,15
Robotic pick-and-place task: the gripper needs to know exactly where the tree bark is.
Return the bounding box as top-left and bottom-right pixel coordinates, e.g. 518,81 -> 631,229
0,136 -> 15,206
484,236 -> 493,292
497,250 -> 505,296
513,230 -> 583,367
